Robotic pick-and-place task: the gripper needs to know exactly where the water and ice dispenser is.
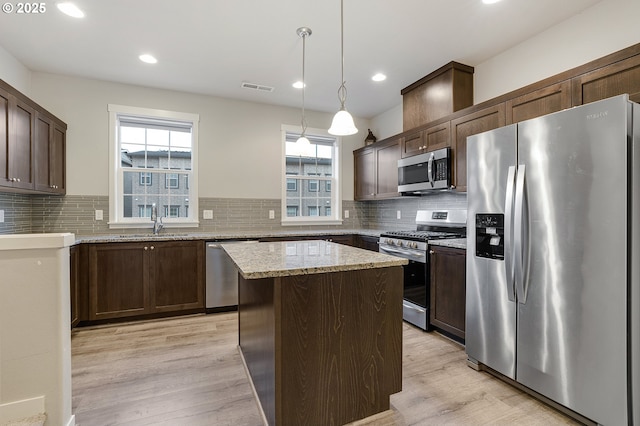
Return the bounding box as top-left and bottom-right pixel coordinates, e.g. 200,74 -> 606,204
475,214 -> 504,260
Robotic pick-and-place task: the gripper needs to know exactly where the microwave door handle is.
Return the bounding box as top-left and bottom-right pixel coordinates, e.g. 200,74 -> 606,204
427,152 -> 435,187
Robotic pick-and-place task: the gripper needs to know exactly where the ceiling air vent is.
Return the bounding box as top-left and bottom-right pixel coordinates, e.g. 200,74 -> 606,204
241,82 -> 274,92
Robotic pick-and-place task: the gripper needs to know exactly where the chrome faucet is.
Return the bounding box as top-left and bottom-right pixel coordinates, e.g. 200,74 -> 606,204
151,203 -> 164,235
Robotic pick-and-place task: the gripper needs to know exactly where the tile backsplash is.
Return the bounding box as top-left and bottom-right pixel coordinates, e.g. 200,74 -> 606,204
0,192 -> 467,235
0,193 -> 32,234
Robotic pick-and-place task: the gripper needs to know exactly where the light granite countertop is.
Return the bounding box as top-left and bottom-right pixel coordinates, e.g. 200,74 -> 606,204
222,239 -> 408,279
75,229 -> 382,244
429,238 -> 467,250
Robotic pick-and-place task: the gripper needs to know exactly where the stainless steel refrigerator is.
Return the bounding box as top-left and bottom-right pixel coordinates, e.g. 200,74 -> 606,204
466,94 -> 640,425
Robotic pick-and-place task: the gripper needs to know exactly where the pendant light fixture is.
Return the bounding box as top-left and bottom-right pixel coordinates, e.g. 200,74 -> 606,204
296,27 -> 312,146
328,0 -> 358,136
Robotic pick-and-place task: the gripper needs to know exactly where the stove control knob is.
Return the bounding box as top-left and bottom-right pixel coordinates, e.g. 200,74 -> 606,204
410,242 -> 416,249
397,241 -> 403,247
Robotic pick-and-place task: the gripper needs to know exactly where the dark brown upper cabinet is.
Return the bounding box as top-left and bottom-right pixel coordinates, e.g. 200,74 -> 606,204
451,103 -> 506,193
402,62 -> 474,132
0,79 -> 66,195
572,54 -> 640,106
506,81 -> 572,125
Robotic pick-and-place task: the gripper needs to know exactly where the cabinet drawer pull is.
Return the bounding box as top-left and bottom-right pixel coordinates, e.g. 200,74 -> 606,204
144,246 -> 148,250
150,246 -> 155,250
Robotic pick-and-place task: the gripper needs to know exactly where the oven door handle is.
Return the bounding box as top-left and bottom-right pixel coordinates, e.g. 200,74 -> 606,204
379,245 -> 413,257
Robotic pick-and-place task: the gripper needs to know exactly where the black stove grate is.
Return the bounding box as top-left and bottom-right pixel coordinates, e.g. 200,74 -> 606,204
380,229 -> 464,242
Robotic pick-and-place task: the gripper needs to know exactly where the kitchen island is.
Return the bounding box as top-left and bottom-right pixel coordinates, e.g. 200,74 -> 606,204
222,240 -> 407,425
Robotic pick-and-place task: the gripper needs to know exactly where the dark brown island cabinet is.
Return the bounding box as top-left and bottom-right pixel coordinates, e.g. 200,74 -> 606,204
87,241 -> 204,321
224,240 -> 404,426
429,246 -> 466,341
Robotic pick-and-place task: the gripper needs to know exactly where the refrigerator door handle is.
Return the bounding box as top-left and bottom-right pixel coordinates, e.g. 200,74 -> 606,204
514,164 -> 529,303
504,165 -> 517,302
428,152 -> 435,187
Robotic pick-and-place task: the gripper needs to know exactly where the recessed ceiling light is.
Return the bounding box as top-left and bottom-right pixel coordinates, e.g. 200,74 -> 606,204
372,73 -> 387,82
56,2 -> 85,18
292,81 -> 305,89
482,0 -> 502,4
139,54 -> 158,64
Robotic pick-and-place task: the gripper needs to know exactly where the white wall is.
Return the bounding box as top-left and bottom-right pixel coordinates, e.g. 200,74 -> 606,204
372,0 -> 640,136
370,104 -> 403,140
30,73 -> 369,200
474,0 -> 640,103
0,45 -> 31,95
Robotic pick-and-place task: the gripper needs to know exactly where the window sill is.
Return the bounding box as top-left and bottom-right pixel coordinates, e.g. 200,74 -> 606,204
281,219 -> 344,226
108,221 -> 200,229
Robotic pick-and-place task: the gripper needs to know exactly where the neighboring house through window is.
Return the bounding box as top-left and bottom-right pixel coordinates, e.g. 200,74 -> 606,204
281,125 -> 342,225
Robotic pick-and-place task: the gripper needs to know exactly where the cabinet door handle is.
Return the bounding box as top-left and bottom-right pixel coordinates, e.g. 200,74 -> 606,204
150,246 -> 155,250
144,246 -> 148,250
429,250 -> 434,254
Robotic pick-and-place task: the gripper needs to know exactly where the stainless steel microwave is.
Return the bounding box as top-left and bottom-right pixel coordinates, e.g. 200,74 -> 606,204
398,147 -> 451,194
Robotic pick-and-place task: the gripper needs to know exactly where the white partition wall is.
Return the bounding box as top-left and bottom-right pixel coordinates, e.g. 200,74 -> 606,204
0,233 -> 76,426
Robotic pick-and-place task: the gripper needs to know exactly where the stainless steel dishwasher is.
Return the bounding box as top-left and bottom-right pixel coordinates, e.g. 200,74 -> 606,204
205,240 -> 257,312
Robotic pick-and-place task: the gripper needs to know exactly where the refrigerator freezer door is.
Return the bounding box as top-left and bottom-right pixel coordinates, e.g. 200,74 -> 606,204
466,124 -> 517,379
516,95 -> 630,425
631,101 -> 640,426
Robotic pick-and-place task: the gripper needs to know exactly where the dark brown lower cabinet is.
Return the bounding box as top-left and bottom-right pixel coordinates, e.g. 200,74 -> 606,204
429,246 -> 466,341
356,234 -> 380,252
70,245 -> 79,327
70,244 -> 88,328
88,241 -> 204,321
324,234 -> 354,246
259,234 -> 355,246
151,241 -> 204,312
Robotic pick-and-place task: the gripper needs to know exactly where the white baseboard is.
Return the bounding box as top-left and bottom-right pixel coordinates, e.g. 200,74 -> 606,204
66,414 -> 76,426
0,396 -> 45,423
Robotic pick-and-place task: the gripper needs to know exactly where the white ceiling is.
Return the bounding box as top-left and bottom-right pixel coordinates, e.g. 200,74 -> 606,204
0,0 -> 601,119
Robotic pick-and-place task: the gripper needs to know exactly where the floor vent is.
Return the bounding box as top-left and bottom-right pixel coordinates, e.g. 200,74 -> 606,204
241,82 -> 274,92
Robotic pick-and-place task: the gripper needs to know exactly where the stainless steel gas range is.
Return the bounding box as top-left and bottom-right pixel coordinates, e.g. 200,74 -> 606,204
379,209 -> 466,330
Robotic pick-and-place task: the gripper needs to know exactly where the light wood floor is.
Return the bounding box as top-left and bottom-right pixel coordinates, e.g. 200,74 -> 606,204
71,313 -> 578,425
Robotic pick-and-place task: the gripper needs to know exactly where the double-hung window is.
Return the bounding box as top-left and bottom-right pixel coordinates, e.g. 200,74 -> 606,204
281,125 -> 341,225
108,104 -> 199,228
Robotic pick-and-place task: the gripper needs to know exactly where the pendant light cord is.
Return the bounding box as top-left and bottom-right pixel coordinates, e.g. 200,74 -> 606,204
301,30 -> 307,135
337,0 -> 347,109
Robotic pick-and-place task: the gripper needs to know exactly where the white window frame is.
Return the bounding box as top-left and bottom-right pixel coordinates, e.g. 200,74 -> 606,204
281,125 -> 342,225
108,104 -> 200,229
